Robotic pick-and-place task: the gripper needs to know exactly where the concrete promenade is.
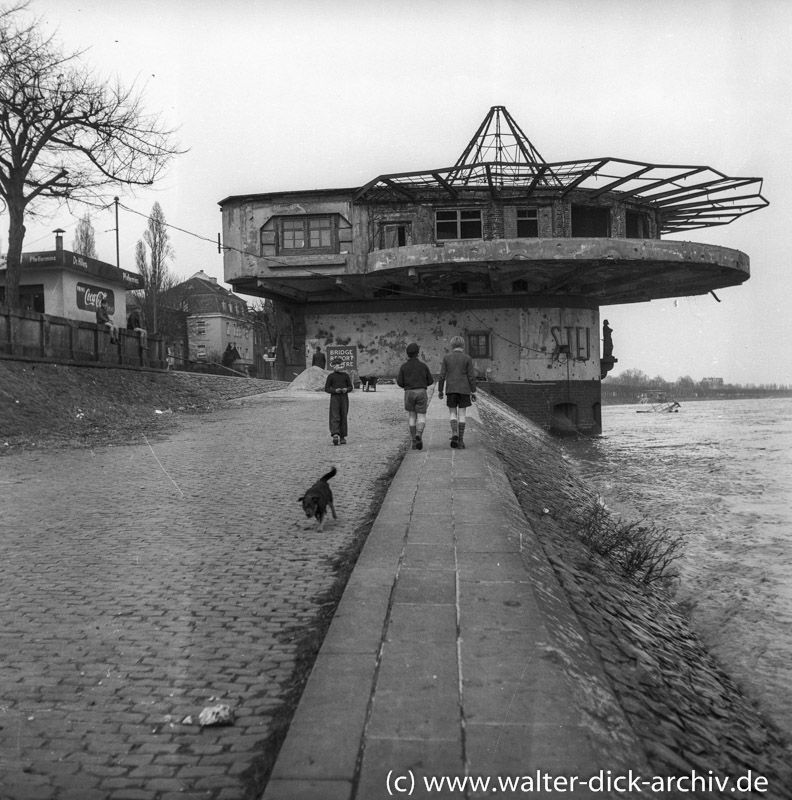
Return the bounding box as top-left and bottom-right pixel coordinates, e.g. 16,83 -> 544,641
264,387 -> 644,800
0,382 -> 642,800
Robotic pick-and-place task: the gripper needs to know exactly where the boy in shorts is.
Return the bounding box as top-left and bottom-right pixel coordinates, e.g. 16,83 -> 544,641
396,342 -> 434,450
437,335 -> 477,448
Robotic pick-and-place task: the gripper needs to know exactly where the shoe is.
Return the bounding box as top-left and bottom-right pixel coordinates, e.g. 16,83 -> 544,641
458,439 -> 466,449
450,435 -> 459,449
340,437 -> 347,445
333,435 -> 340,446
414,434 -> 423,450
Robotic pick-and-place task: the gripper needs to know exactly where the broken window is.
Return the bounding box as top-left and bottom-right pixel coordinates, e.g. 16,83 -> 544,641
436,209 -> 483,240
516,208 -> 539,237
571,205 -> 610,237
626,210 -> 648,239
467,331 -> 491,358
380,222 -> 412,249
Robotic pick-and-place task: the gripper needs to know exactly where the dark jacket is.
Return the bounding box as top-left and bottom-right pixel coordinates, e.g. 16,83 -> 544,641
397,357 -> 434,391
324,371 -> 354,394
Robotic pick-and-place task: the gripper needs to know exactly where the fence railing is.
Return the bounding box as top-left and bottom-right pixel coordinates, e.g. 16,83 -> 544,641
0,305 -> 166,370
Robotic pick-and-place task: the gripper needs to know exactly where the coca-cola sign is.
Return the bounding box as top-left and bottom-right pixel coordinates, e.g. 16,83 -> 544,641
76,283 -> 115,313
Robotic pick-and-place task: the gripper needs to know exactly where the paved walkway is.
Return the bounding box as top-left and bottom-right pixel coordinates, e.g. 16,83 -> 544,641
0,382 -> 643,800
0,385 -> 406,800
263,387 -> 643,800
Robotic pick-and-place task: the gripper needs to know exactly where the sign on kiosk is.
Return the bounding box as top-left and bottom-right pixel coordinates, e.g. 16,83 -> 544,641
325,345 -> 357,373
76,283 -> 115,313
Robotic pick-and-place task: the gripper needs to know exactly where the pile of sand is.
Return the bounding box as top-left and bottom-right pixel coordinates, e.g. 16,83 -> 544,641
287,366 -> 329,392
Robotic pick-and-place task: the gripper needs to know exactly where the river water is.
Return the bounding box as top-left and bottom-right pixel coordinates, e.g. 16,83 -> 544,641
562,397 -> 792,739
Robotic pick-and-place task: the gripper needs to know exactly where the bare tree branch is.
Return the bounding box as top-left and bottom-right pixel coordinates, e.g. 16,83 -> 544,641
0,5 -> 184,307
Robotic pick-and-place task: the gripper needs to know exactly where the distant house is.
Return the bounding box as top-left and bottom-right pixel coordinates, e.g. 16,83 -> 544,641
165,271 -> 267,374
701,377 -> 725,389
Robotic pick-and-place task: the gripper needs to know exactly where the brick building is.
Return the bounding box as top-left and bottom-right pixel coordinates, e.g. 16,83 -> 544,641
218,107 -> 767,433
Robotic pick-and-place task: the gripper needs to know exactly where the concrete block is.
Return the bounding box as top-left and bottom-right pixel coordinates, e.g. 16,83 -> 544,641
392,568 -> 456,605
402,542 -> 456,571
355,737 -> 464,800
366,642 -> 461,740
386,602 -> 457,644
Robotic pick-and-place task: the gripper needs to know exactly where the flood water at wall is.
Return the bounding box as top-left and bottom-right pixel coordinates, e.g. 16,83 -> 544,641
562,397 -> 792,739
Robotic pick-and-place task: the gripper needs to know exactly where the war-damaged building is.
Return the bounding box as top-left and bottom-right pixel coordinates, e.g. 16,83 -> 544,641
218,107 -> 767,433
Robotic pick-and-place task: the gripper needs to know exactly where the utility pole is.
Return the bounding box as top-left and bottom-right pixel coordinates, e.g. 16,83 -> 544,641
114,197 -> 120,267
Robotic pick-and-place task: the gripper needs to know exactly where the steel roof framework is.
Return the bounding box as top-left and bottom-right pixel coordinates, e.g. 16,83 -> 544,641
354,107 -> 768,234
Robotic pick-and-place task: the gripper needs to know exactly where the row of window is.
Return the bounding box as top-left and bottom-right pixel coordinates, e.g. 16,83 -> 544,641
195,344 -> 251,360
435,208 -> 539,240
193,321 -> 251,338
264,206 -> 646,256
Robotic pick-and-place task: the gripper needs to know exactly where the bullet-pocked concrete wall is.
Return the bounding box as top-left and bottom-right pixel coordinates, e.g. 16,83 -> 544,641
304,304 -> 601,383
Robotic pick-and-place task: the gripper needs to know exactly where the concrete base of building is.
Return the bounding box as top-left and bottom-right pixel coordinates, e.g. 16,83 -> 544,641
484,380 -> 602,435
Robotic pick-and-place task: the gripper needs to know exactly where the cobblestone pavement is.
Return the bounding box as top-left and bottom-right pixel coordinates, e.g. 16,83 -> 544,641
0,386 -> 407,800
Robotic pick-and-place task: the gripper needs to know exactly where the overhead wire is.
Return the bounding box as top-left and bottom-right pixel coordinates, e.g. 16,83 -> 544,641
115,202 -> 595,359
41,200 -> 596,362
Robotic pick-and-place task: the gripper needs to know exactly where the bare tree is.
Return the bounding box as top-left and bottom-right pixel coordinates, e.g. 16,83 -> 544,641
133,201 -> 178,334
0,4 -> 182,308
248,298 -> 277,347
71,211 -> 97,258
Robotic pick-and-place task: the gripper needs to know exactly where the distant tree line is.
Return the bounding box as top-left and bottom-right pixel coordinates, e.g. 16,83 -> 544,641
602,369 -> 792,404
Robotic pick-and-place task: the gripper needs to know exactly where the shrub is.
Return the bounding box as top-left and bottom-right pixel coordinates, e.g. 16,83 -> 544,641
574,499 -> 684,586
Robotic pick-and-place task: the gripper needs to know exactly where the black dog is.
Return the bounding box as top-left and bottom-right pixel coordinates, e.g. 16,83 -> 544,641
298,466 -> 337,531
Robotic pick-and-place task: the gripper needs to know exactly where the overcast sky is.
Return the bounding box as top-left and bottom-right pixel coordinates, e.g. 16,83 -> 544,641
13,0 -> 792,386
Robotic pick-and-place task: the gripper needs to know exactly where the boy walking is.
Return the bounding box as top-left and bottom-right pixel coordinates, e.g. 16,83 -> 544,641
437,335 -> 477,449
396,342 -> 434,450
324,357 -> 353,445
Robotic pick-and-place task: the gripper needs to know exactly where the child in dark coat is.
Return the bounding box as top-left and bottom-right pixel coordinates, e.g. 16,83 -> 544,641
396,342 -> 434,449
324,358 -> 354,445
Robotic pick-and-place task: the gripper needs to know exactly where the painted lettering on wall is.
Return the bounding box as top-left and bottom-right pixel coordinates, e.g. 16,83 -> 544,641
550,326 -> 591,361
325,345 -> 358,372
76,283 -> 115,314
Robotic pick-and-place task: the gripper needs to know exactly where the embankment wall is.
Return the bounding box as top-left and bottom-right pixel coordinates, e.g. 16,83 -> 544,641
476,392 -> 792,798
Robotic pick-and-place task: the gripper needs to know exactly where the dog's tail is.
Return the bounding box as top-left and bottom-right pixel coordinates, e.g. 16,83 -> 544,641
321,466 -> 337,483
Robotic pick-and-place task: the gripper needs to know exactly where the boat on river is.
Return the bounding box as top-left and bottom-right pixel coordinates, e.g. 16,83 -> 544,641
636,391 -> 681,413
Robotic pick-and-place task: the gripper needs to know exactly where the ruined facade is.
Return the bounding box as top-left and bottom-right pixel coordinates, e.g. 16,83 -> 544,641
218,107 -> 767,433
